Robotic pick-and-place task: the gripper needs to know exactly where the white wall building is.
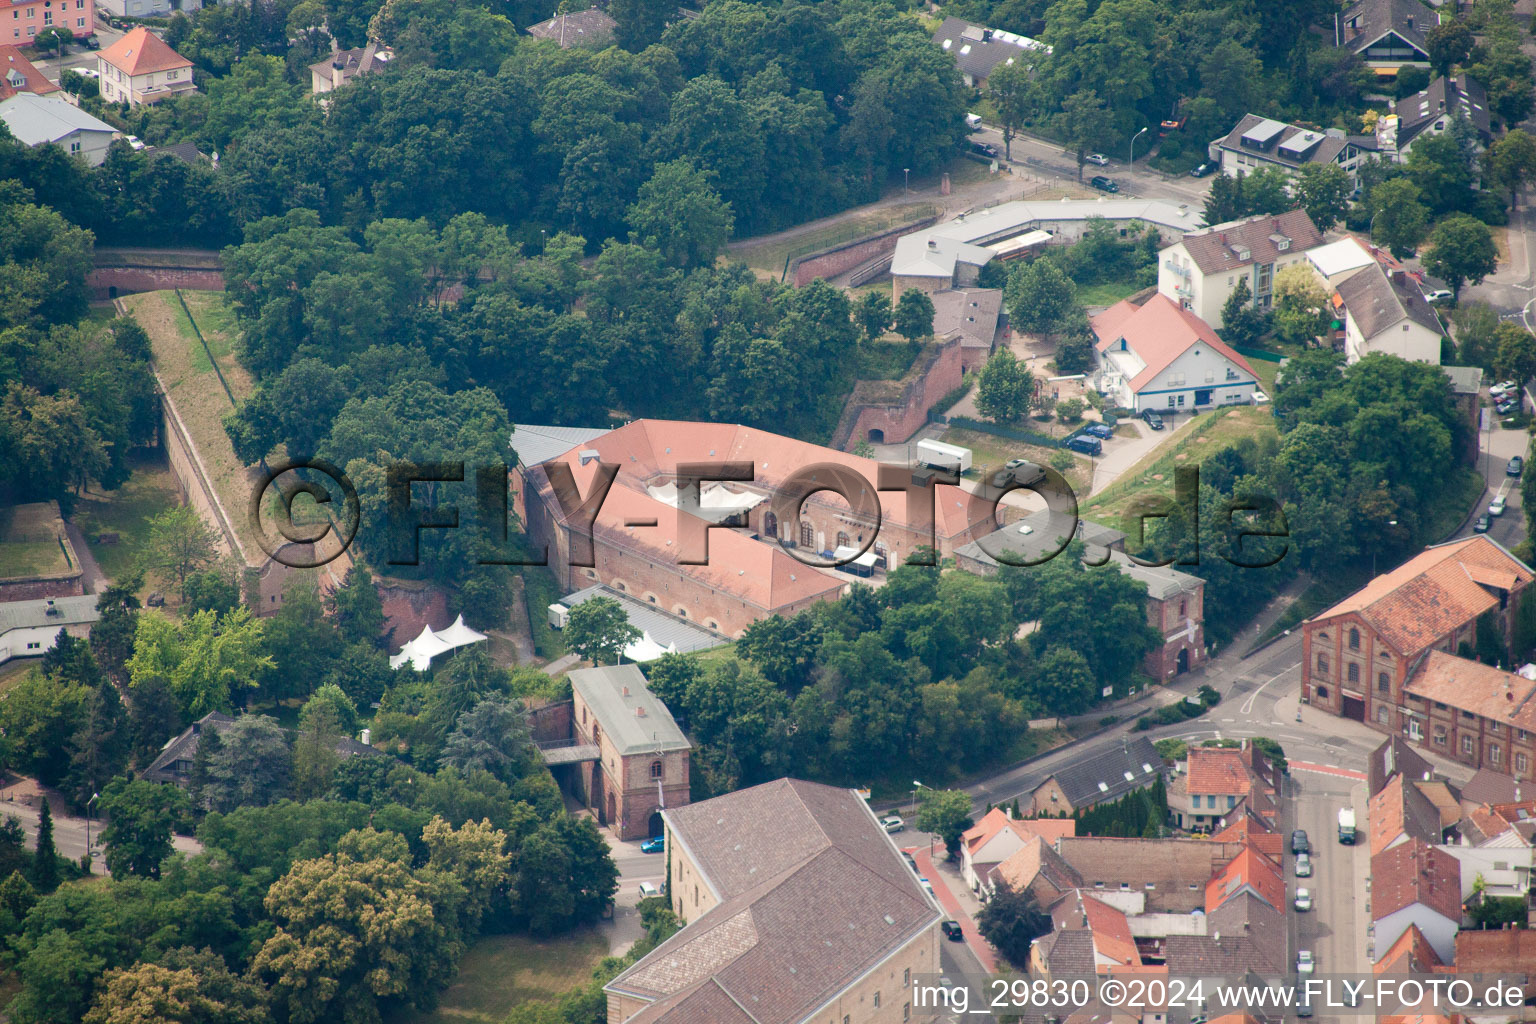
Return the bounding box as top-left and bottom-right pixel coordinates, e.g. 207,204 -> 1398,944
1158,209 -> 1326,329
97,27 -> 195,106
0,594 -> 100,664
0,93 -> 117,165
1093,294 -> 1260,414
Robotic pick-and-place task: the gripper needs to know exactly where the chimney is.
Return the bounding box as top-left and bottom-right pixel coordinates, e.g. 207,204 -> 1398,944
1391,270 -> 1406,286
927,239 -> 938,250
1406,13 -> 1413,29
621,685 -> 631,697
635,706 -> 647,718
360,728 -> 371,746
982,28 -> 992,42
192,721 -> 201,735
332,56 -> 345,90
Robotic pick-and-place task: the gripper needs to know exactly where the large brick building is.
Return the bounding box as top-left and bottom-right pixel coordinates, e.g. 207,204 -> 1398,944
513,419 -> 996,638
1302,536 -> 1533,726
568,664 -> 690,841
606,779 -> 942,1024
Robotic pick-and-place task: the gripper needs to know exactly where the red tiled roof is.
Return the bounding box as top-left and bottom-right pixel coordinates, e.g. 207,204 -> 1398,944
1369,773 -> 1442,855
0,46 -> 59,100
1404,651 -> 1536,732
1308,537 -> 1533,656
1370,840 -> 1462,922
98,27 -> 192,77
1204,844 -> 1285,913
964,808 -> 1076,856
1212,814 -> 1283,862
1187,746 -> 1257,797
1375,924 -> 1443,975
1092,294 -> 1258,393
1081,894 -> 1139,969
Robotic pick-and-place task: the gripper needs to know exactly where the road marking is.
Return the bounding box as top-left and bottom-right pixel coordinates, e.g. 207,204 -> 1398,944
1239,662 -> 1300,715
1290,761 -> 1367,781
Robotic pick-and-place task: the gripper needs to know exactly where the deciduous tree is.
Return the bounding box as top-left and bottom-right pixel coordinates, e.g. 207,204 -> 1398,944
1422,214 -> 1498,301
975,350 -> 1035,425
564,597 -> 641,666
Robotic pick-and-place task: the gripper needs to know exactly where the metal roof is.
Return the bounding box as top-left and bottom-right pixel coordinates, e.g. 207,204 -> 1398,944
559,585 -> 725,655
924,198 -> 1202,248
0,593 -> 100,635
954,510 -> 1126,568
567,664 -> 691,756
0,93 -> 116,146
510,423 -> 609,467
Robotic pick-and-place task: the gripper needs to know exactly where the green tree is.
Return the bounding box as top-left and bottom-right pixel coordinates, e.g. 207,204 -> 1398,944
611,0 -> 671,49
89,578 -> 141,685
856,290 -> 891,340
1032,644 -> 1097,715
126,608 -> 273,718
204,715 -> 290,812
894,288 -> 935,344
0,669 -> 90,788
1369,178 -> 1431,260
976,880 -> 1051,969
1204,172 -> 1241,226
914,787 -> 973,859
1407,132 -> 1475,216
1488,129 -> 1536,209
32,25 -> 71,57
291,692 -> 347,802
182,566 -> 242,616
31,799 -> 57,893
64,677 -> 129,811
1423,214 -> 1498,302
564,597 -> 642,666
83,947 -> 272,1024
99,778 -> 184,880
1291,164 -> 1351,231
139,506 -> 220,603
1426,19 -> 1474,77
975,349 -> 1035,424
1005,258 -> 1077,335
326,562 -> 389,648
1058,89 -> 1114,182
1493,323 -> 1536,385
440,694 -> 536,785
988,61 -> 1031,160
626,159 -> 734,270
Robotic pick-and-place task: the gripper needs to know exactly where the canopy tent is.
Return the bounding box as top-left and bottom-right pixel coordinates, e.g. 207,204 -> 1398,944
390,614 -> 488,671
832,545 -> 879,577
644,481 -> 766,523
624,630 -> 678,663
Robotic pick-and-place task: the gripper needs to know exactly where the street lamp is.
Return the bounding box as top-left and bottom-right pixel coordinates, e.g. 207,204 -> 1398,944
1369,210 -> 1382,246
903,168 -> 910,193
912,779 -> 923,815
85,792 -> 99,860
1129,126 -> 1148,167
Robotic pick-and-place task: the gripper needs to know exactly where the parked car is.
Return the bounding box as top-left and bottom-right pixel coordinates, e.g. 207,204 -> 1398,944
123,135 -> 146,151
881,815 -> 905,834
1296,990 -> 1314,1018
1509,456 -> 1525,477
638,881 -> 661,899
1141,409 -> 1165,430
993,458 -> 1045,488
902,851 -> 918,872
1089,175 -> 1119,193
1189,162 -> 1215,177
1293,887 -> 1312,912
1497,397 -> 1518,414
1083,423 -> 1114,440
1290,830 -> 1310,855
1296,950 -> 1316,975
1294,852 -> 1312,877
918,877 -> 937,901
641,836 -> 665,854
1500,380 -> 1519,393
941,919 -> 964,941
1490,496 -> 1507,517
1423,289 -> 1454,303
72,67 -> 100,79
1475,514 -> 1492,534
1065,435 -> 1103,456
1491,382 -> 1512,398
970,140 -> 999,158
1086,153 -> 1111,166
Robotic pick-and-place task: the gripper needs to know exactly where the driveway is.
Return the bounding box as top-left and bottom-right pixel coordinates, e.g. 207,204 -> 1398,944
1086,415 -> 1190,496
62,520 -> 108,594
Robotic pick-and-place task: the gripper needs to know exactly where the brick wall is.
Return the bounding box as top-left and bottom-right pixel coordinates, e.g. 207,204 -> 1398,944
88,266 -> 226,300
527,699 -> 574,745
831,338 -> 964,450
789,217 -> 938,287
0,575 -> 84,602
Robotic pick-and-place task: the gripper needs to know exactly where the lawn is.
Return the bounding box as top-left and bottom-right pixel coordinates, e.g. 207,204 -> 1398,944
0,505 -> 74,579
1075,281 -> 1141,308
731,202 -> 940,277
123,290 -> 266,564
70,452 -> 184,590
854,339 -> 922,382
408,930 -> 609,1024
1084,406 -> 1277,532
942,427 -> 1093,497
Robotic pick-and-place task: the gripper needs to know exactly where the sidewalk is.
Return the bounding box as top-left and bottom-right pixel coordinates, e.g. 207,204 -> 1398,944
910,844 -> 998,973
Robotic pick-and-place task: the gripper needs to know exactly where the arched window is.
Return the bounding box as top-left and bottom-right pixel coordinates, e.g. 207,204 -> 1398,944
650,760 -> 663,779
1316,654 -> 1329,675
764,511 -> 778,539
1347,663 -> 1360,683
1179,599 -> 1187,617
800,521 -> 814,546
1377,672 -> 1390,694
1316,686 -> 1329,700
836,530 -> 850,549
1349,628 -> 1360,651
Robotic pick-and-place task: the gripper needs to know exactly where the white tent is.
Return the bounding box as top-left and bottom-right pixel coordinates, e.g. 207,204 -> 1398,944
623,630 -> 677,663
645,481 -> 765,523
390,615 -> 488,671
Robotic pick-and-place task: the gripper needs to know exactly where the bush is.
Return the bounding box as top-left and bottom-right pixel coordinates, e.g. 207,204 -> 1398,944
1049,450 -> 1076,472
1154,704 -> 1186,725
1136,716 -> 1154,731
1098,715 -> 1118,728
1058,398 -> 1085,422
1179,699 -> 1204,719
1198,685 -> 1220,707
1153,738 -> 1187,761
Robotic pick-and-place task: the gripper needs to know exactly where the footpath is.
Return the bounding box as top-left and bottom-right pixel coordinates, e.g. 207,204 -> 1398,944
910,844 -> 998,973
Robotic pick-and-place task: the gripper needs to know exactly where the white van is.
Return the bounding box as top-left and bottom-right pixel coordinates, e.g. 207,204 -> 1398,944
966,113 -> 983,132
638,881 -> 661,899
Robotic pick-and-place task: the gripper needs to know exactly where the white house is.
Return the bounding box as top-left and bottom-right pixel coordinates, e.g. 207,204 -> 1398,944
97,27 -> 195,106
0,594 -> 100,664
1212,114 -> 1374,188
1092,293 -> 1260,414
1335,265 -> 1444,365
0,93 -> 117,165
1336,0 -> 1437,78
1439,803 -> 1535,900
1371,840 -> 1462,966
1157,210 -> 1326,329
958,807 -> 1076,893
1376,74 -> 1492,163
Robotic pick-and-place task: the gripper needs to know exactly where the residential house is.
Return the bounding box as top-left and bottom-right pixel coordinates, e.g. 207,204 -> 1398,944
1371,839 -> 1461,965
98,27 -> 194,106
930,287 -> 1002,372
97,0 -> 198,18
143,710 -> 384,788
1044,889 -> 1145,973
959,806 -> 1076,893
1377,74 -> 1491,161
1091,293 -> 1260,414
1401,653 -> 1536,780
1460,768 -> 1524,809
1369,773 -> 1444,855
1301,535 -> 1534,731
1367,733 -> 1436,798
4,0 -> 91,44
513,419 -> 999,637
1053,837 -> 1249,913
604,778 -> 941,1024
1334,265 -> 1445,364
1374,923 -> 1443,975
1453,930 -> 1536,1004
0,92 -> 116,165
1157,210 -> 1326,328
1026,736 -> 1165,817
1212,808 -> 1284,861
1336,0 -> 1438,78
1212,114 -> 1372,187
1444,365 -> 1484,461
1169,742 -> 1280,832
0,45 -> 57,99
991,834 -> 1084,907
566,664 -> 691,841
526,7 -> 616,48
1441,801 -> 1535,900
930,16 -> 1049,88
0,594 -> 98,665
954,510 -> 1208,681
308,42 -> 392,95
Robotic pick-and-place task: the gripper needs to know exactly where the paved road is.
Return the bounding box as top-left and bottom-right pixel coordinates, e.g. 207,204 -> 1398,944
1289,770 -> 1369,1013
1459,417 -> 1527,548
971,123 -> 1214,208
62,520 -> 108,594
0,791 -> 201,875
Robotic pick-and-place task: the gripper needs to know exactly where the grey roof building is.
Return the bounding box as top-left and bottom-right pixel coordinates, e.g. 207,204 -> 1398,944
930,16 -> 1049,87
1387,74 -> 1491,153
953,509 -> 1127,571
931,287 -> 1003,366
604,778 -> 941,1024
511,423 -> 609,468
0,94 -> 117,166
567,664 -> 690,756
527,7 -> 617,48
1368,734 -> 1437,798
558,585 -> 726,656
1029,736 -> 1165,813
0,594 -> 100,664
1335,264 -> 1445,364
1213,115 -> 1366,181
1336,0 -> 1436,67
143,711 -> 384,788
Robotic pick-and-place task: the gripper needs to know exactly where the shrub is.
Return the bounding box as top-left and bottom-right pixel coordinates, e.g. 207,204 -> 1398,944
1136,716 -> 1154,731
1058,398 -> 1085,422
